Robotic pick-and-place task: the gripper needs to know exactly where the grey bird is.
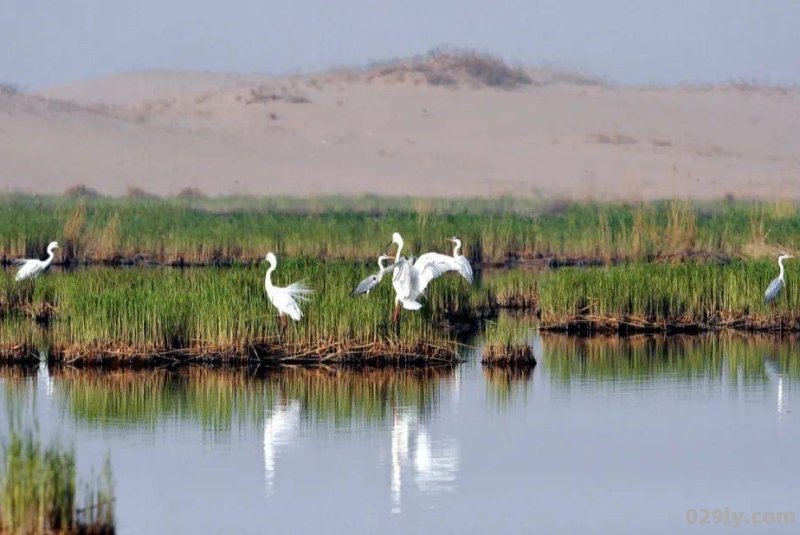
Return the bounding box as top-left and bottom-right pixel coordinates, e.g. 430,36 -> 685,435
764,253 -> 794,304
351,254 -> 394,296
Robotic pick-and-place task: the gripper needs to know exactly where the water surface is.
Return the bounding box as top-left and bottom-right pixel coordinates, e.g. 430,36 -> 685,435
2,333 -> 799,534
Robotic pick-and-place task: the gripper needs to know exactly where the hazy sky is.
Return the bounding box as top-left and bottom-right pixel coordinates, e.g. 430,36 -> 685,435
2,0 -> 799,89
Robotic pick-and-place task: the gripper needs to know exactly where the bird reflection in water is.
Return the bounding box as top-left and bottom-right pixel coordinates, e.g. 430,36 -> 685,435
390,405 -> 459,514
37,358 -> 54,409
263,400 -> 301,497
764,359 -> 788,416
261,377 -> 460,510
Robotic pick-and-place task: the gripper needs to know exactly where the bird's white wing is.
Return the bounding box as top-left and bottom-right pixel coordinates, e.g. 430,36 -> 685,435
269,288 -> 306,321
284,281 -> 313,302
411,254 -> 449,295
415,252 -> 452,267
14,260 -> 43,281
456,256 -> 474,284
415,252 -> 472,282
413,252 -> 473,292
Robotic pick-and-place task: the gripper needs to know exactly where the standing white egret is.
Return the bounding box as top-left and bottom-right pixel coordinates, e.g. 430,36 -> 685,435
444,236 -> 474,284
388,232 -> 457,322
764,253 -> 794,304
263,252 -> 313,329
14,241 -> 60,281
351,254 -> 394,296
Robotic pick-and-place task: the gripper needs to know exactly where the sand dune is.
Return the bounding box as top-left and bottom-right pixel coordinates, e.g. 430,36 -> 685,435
2,63 -> 799,200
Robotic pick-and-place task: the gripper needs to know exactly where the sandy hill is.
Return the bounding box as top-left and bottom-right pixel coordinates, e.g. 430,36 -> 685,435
2,52 -> 799,200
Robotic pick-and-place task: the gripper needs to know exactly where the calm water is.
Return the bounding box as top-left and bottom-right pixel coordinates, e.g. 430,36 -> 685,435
2,332 -> 800,534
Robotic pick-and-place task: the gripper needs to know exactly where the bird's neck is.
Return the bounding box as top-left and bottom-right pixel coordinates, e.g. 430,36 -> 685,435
43,248 -> 55,267
394,241 -> 403,264
378,256 -> 386,271
452,241 -> 462,258
779,257 -> 786,280
265,263 -> 276,289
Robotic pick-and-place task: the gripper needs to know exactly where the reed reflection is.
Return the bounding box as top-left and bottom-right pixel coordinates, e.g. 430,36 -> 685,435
540,333 -> 800,390
0,364 -> 39,420
51,365 -> 454,434
483,365 -> 535,410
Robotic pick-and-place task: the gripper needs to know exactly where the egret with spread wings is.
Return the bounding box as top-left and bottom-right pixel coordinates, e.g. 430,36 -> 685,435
14,241 -> 60,281
764,253 -> 793,304
263,252 -> 313,330
387,232 -> 471,322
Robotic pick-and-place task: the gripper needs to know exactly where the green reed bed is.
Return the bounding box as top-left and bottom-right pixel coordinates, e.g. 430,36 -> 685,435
0,321 -> 51,364
0,423 -> 114,534
417,267 -> 540,324
50,366 -> 452,433
479,268 -> 540,310
540,332 -> 800,386
3,195 -> 800,266
1,262 -> 473,363
539,259 -> 800,332
480,312 -> 537,365
0,277 -> 57,323
5,257 -> 800,363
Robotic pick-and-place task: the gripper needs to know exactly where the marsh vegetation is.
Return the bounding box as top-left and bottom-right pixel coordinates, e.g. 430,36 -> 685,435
0,421 -> 114,534
1,196 -> 799,364
2,195 -> 800,266
2,252 -> 799,364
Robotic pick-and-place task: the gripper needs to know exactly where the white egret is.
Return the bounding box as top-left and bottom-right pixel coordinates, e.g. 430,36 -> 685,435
441,236 -> 474,284
263,252 -> 313,329
405,236 -> 474,285
764,253 -> 793,304
388,232 -> 456,322
351,254 -> 394,296
14,241 -> 59,281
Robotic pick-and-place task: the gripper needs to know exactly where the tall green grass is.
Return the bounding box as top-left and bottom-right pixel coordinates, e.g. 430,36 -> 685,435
3,195 -> 800,264
4,256 -> 800,363
480,312 -> 537,364
2,262 -> 476,362
0,423 -> 114,534
539,259 -> 800,332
